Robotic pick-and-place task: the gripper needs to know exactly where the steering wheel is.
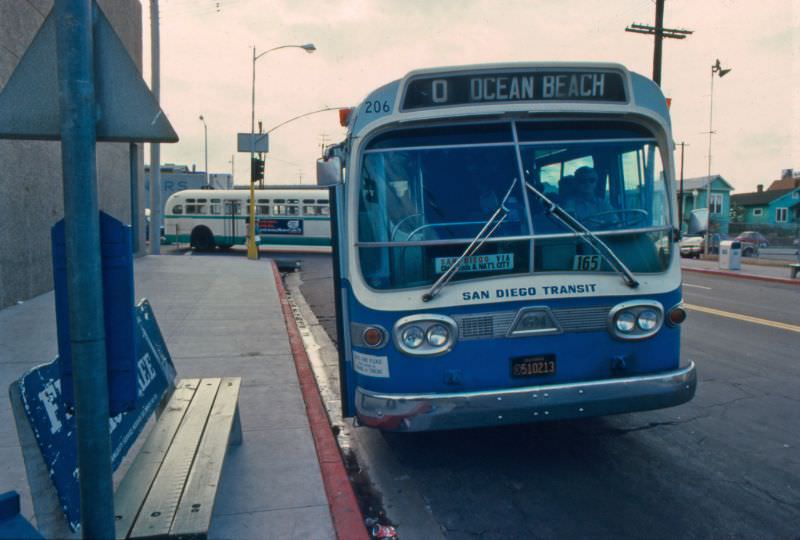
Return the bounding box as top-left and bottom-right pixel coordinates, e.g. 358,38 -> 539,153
391,213 -> 423,241
583,209 -> 649,228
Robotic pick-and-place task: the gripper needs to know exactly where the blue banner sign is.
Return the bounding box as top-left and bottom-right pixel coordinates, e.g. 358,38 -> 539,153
16,299 -> 175,531
258,218 -> 304,235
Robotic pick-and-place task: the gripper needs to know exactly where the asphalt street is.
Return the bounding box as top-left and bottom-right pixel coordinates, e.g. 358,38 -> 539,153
294,253 -> 800,539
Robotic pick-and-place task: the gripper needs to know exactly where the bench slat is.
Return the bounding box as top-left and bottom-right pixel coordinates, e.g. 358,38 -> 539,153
129,378 -> 222,539
169,377 -> 242,538
114,379 -> 200,540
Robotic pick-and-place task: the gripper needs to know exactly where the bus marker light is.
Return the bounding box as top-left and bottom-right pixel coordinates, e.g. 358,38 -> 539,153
668,306 -> 687,326
362,326 -> 386,347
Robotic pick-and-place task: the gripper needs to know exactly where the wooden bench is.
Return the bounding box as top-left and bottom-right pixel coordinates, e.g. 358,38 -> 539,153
790,263 -> 800,279
11,300 -> 242,539
114,377 -> 241,539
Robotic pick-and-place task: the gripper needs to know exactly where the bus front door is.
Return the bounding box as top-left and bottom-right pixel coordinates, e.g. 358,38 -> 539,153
223,200 -> 240,245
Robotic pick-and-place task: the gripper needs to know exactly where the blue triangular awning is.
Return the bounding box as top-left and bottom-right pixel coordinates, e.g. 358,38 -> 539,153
0,3 -> 177,143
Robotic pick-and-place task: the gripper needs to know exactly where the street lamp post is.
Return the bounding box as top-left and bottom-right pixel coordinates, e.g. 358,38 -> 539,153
705,59 -> 731,256
199,114 -> 208,186
247,43 -> 315,260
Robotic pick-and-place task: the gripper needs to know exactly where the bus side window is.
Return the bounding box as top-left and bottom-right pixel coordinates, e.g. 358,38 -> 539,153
320,206 -> 330,216
210,204 -> 221,215
172,204 -> 183,214
185,204 -> 196,214
303,205 -> 316,215
258,204 -> 270,214
196,204 -> 207,214
287,206 -> 299,216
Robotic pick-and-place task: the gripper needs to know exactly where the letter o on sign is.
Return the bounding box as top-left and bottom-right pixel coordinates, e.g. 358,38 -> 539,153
432,79 -> 447,103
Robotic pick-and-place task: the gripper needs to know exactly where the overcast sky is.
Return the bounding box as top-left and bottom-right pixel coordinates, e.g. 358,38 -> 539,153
143,0 -> 798,193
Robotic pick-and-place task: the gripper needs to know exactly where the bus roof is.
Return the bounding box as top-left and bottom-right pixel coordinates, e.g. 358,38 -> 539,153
165,187 -> 329,202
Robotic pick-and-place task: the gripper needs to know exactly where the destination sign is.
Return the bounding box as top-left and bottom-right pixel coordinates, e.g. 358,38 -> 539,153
402,70 -> 626,111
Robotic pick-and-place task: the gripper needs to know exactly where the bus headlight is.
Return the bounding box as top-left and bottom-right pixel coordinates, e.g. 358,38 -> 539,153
608,301 -> 663,340
637,309 -> 659,331
426,324 -> 450,347
394,315 -> 458,356
401,326 -> 425,349
615,312 -> 636,333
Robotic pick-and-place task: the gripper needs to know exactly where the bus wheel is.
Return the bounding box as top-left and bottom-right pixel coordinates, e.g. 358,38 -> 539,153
191,226 -> 215,251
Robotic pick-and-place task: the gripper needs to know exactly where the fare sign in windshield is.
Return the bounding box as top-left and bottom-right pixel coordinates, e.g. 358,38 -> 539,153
402,69 -> 627,111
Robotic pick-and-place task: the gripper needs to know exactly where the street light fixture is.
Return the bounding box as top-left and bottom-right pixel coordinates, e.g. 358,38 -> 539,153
247,43 -> 316,260
705,59 -> 731,256
198,114 -> 208,186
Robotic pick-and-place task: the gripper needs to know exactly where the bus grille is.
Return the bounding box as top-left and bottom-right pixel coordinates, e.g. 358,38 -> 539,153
456,306 -> 610,339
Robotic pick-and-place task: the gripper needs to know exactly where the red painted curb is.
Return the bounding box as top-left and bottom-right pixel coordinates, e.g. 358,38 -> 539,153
683,266 -> 800,286
271,261 -> 369,540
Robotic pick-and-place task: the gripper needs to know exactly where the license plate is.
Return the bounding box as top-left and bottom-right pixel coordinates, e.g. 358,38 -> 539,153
511,355 -> 556,378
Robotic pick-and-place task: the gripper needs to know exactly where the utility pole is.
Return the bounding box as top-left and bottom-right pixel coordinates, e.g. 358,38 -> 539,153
149,0 -> 161,254
625,0 -> 693,86
678,142 -> 688,227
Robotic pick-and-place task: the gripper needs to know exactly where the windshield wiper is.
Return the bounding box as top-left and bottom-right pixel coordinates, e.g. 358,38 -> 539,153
524,181 -> 639,288
422,178 -> 518,302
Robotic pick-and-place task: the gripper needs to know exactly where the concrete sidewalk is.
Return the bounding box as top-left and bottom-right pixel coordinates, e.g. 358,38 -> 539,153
0,255 -> 350,539
681,256 -> 800,284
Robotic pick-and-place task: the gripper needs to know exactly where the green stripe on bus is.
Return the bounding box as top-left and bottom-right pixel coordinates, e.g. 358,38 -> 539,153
164,234 -> 330,246
164,215 -> 330,221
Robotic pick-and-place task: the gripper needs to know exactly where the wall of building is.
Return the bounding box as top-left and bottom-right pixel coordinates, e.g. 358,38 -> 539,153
0,0 -> 145,309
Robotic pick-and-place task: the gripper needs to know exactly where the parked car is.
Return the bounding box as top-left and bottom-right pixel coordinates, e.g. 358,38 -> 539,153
680,235 -> 704,258
735,231 -> 768,257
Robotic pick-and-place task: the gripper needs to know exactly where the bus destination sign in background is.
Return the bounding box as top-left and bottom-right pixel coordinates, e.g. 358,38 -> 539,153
402,70 -> 626,111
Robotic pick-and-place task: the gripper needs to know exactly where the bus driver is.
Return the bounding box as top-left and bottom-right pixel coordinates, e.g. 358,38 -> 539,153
561,166 -> 616,226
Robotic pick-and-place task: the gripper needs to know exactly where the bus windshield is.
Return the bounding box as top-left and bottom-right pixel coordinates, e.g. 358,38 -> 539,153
357,121 -> 672,291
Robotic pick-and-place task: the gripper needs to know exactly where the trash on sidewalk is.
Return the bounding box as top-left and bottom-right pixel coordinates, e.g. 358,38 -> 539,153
370,523 -> 398,538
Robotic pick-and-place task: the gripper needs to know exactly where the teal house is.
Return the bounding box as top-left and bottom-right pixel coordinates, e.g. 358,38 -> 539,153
730,183 -> 800,228
675,175 -> 734,234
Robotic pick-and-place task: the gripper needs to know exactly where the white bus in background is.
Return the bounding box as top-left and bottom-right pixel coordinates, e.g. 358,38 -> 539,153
163,187 -> 331,253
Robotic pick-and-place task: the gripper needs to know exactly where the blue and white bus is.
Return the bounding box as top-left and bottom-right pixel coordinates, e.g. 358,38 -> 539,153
326,63 -> 696,431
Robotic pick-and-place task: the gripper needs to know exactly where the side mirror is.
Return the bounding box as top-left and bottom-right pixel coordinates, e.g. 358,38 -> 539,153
316,156 -> 342,185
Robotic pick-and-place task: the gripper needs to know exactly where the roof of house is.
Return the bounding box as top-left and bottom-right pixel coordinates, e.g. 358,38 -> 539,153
674,175 -> 734,192
767,177 -> 800,191
730,188 -> 793,206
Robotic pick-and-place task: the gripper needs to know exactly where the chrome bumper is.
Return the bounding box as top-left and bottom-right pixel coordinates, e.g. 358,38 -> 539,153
355,361 -> 696,432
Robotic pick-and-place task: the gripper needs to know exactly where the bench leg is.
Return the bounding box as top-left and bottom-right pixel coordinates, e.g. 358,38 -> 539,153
229,404 -> 243,446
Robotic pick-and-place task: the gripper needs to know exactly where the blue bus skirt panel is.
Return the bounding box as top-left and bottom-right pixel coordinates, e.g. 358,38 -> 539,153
343,285 -> 696,431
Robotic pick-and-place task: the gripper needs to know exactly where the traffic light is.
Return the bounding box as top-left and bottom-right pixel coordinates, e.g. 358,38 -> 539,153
251,157 -> 265,182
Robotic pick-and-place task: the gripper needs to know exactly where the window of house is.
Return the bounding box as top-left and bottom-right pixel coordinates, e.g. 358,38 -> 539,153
752,208 -> 763,217
776,207 -> 788,222
709,193 -> 723,214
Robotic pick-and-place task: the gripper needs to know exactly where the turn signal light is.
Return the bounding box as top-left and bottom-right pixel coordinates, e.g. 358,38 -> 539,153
362,326 -> 386,347
668,306 -> 687,326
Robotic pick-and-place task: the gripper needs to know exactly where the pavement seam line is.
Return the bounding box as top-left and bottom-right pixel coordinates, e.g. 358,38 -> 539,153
684,303 -> 800,334
270,260 -> 369,540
